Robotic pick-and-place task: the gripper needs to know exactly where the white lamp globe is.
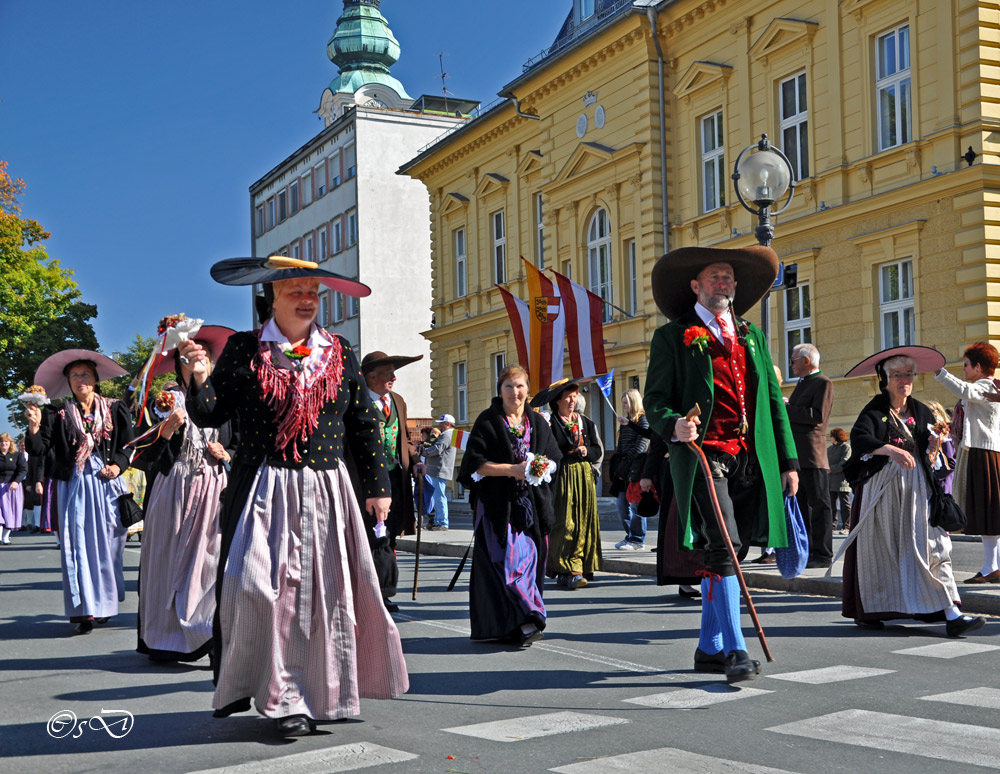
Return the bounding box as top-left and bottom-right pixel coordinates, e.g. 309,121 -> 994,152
737,150 -> 791,206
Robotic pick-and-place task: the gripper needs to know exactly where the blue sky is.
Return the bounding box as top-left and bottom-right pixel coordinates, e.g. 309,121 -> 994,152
1,0 -> 570,363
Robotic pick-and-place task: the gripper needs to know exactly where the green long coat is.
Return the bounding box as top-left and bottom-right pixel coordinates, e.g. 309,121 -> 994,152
643,311 -> 798,551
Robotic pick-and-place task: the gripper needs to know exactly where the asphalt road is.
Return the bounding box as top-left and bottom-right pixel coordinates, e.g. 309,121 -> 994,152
1,528 -> 999,774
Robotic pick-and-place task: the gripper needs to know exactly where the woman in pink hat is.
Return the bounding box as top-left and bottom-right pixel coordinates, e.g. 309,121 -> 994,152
24,350 -> 133,634
133,321 -> 237,663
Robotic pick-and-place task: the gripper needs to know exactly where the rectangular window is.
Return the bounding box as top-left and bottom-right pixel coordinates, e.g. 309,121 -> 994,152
333,221 -> 342,253
628,239 -> 637,316
318,227 -> 328,260
580,0 -> 595,20
492,210 -> 506,283
779,72 -> 809,180
320,292 -> 330,327
454,227 -> 467,298
314,163 -> 327,197
267,198 -> 275,229
302,173 -> 312,206
535,193 -> 545,268
332,172 -> 342,189
278,189 -> 287,221
491,352 -> 506,390
344,145 -> 357,179
588,238 -> 613,323
455,361 -> 468,423
291,241 -> 301,260
255,205 -> 265,236
876,24 -> 912,151
348,212 -> 358,245
290,181 -> 299,214
701,110 -> 726,212
880,259 -> 915,347
332,291 -> 344,323
348,294 -> 360,318
784,283 -> 812,381
305,235 -> 314,262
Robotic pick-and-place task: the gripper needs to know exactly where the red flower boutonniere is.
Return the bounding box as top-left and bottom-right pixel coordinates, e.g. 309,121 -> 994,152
905,416 -> 915,427
287,345 -> 312,360
683,326 -> 711,352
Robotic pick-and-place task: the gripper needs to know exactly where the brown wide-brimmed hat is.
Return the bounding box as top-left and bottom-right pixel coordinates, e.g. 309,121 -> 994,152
651,245 -> 779,320
360,351 -> 423,374
529,377 -> 589,410
844,345 -> 946,380
33,349 -> 129,400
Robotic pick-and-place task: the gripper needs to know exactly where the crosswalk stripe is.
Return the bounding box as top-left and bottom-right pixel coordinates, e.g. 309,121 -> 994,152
443,711 -> 627,742
768,709 -> 1000,767
550,746 -> 801,773
891,642 -> 1000,659
920,687 -> 1000,710
623,684 -> 772,709
767,665 -> 895,684
185,742 -> 418,773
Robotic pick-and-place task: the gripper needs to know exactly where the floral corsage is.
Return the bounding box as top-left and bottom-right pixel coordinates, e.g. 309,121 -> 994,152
524,452 -> 557,486
18,384 -> 50,406
153,390 -> 176,420
683,326 -> 711,352
928,420 -> 950,438
281,344 -> 312,371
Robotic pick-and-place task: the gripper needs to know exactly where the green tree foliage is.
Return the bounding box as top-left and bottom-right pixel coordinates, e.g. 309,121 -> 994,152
102,334 -> 176,403
0,160 -> 98,399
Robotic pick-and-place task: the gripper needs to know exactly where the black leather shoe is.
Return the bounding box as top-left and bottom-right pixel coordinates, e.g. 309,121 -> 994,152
946,615 -> 986,638
694,647 -> 761,675
805,560 -> 832,569
854,619 -> 884,630
520,627 -> 544,647
274,715 -> 315,736
725,650 -> 760,684
383,597 -> 399,613
74,621 -> 93,635
678,585 -> 702,599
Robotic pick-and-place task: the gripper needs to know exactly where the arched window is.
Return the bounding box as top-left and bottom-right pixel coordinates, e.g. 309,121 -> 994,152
587,209 -> 613,323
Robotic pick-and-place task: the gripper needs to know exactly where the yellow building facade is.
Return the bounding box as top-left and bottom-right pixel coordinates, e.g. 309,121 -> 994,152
401,0 -> 1000,447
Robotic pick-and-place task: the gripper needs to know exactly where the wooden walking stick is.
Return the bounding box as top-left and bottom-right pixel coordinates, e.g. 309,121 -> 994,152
412,473 -> 424,600
683,404 -> 774,662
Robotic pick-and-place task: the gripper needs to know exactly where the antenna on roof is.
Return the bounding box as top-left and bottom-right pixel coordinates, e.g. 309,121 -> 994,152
438,52 -> 452,113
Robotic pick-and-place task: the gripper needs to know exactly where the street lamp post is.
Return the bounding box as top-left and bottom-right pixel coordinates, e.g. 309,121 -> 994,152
731,134 -> 795,247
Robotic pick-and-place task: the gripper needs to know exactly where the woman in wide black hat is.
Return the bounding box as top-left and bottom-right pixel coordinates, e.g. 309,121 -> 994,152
178,256 -> 408,736
839,345 -> 984,637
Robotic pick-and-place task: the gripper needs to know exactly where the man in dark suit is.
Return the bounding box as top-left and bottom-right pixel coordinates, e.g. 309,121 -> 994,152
644,245 -> 798,683
362,351 -> 422,613
786,342 -> 834,568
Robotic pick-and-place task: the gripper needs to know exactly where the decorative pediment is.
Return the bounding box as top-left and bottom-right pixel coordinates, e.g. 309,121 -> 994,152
439,192 -> 470,216
749,18 -> 819,63
517,150 -> 544,177
673,61 -> 733,100
474,172 -> 510,198
842,0 -> 881,21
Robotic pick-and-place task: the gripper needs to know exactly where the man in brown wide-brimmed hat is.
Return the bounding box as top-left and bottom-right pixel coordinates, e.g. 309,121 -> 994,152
644,245 -> 799,683
360,350 -> 423,613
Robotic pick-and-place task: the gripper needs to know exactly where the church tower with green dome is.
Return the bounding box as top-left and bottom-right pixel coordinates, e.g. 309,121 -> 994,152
318,0 -> 412,125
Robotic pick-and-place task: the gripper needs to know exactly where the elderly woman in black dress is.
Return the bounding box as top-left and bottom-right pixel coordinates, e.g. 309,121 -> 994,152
178,257 -> 407,737
457,364 -> 561,646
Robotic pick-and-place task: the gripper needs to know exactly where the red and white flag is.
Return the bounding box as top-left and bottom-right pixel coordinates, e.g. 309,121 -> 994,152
449,428 -> 470,451
496,284 -> 530,374
548,268 -> 608,379
522,257 -> 564,392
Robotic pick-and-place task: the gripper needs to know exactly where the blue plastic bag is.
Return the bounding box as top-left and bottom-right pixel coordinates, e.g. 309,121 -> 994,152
775,495 -> 809,579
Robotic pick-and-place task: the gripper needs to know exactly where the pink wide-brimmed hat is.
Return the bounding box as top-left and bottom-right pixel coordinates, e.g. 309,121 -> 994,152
33,349 -> 129,400
843,345 -> 946,379
147,325 -> 236,379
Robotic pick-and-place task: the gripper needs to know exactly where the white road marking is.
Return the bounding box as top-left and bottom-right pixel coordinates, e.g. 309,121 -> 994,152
185,742 -> 418,773
920,687 -> 1000,710
892,642 -> 1000,659
767,665 -> 895,684
768,709 -> 1000,767
623,684 -> 772,708
443,711 -> 627,742
395,613 -> 667,674
551,746 -> 801,773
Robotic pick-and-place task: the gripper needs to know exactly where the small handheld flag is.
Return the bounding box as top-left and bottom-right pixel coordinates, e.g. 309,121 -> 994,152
450,428 -> 470,451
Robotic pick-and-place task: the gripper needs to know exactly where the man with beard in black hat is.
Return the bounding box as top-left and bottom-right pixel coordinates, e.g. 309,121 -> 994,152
644,245 -> 799,683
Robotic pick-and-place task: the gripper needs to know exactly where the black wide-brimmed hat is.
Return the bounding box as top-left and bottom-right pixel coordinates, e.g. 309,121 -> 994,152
361,351 -> 423,374
844,345 -> 945,380
651,245 -> 779,320
33,349 -> 129,400
211,256 -> 372,297
529,377 -> 588,410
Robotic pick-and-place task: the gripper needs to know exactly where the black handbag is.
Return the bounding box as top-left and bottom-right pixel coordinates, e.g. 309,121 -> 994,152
928,488 -> 966,533
116,492 -> 144,529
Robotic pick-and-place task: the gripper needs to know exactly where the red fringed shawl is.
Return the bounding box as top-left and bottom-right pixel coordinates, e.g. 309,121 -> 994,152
251,330 -> 344,462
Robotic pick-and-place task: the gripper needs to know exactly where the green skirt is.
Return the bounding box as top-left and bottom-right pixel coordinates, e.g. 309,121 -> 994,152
547,462 -> 602,577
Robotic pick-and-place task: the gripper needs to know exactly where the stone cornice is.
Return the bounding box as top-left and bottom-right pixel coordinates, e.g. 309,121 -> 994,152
663,0 -> 733,39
